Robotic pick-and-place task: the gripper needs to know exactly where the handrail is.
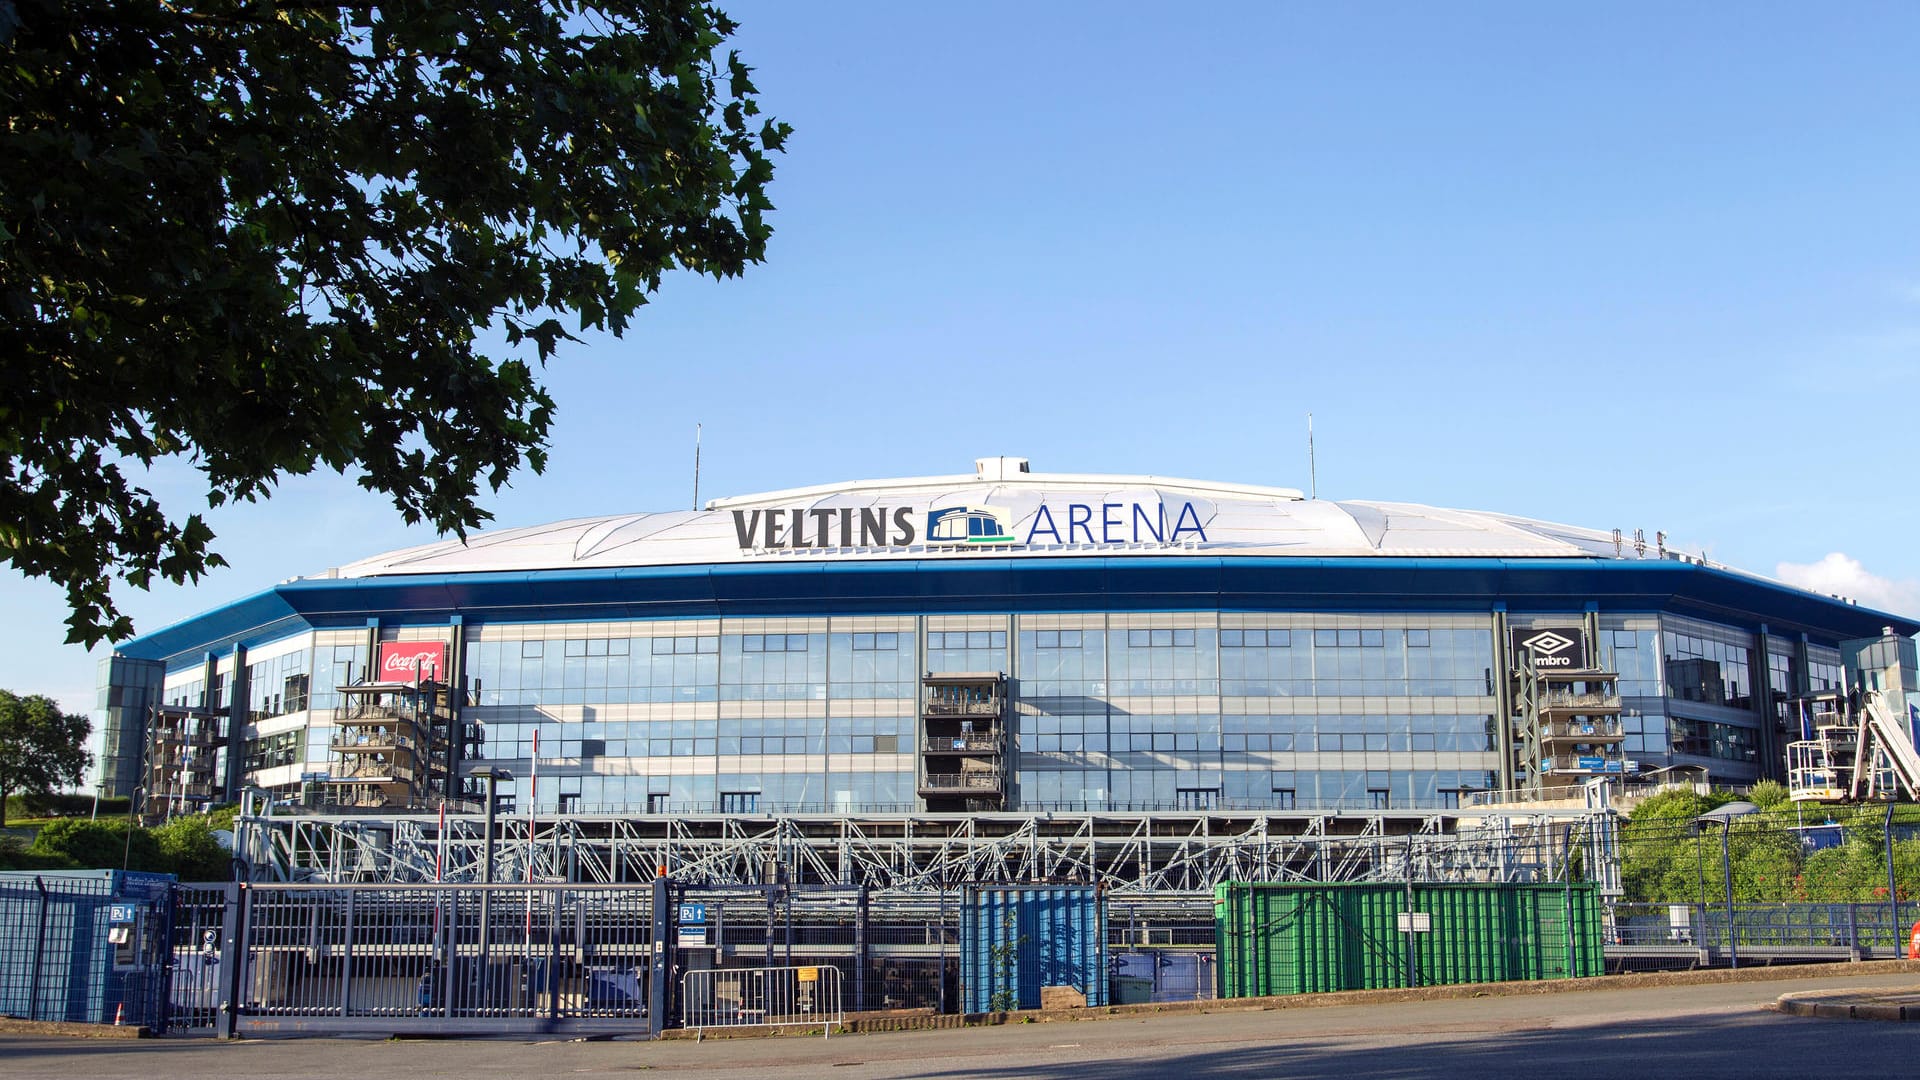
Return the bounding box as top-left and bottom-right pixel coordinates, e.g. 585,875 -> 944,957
920,772 -> 1003,791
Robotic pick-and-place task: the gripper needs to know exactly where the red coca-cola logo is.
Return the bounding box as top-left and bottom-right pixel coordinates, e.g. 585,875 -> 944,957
377,642 -> 446,684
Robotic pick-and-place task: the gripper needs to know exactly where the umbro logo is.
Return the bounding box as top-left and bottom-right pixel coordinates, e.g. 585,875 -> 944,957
1513,628 -> 1584,668
1521,631 -> 1576,656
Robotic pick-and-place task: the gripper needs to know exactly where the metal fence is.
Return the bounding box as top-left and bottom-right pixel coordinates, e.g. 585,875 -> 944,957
0,871 -> 173,1030
230,882 -> 654,1036
682,965 -> 843,1036
45,801 -> 1920,1038
1607,900 -> 1919,969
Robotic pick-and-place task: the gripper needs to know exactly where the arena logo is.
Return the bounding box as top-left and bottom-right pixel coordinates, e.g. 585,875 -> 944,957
730,500 -> 1209,551
1510,628 -> 1587,670
927,505 -> 1016,545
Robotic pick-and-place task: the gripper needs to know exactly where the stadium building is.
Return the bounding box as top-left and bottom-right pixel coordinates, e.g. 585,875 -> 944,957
96,456 -> 1919,824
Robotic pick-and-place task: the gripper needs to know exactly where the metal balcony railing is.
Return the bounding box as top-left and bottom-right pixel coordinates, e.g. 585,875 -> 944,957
919,772 -> 1004,792
329,733 -> 415,752
1540,721 -> 1624,741
922,735 -> 1001,754
921,698 -> 1003,718
331,762 -> 419,783
1540,692 -> 1623,711
1539,756 -> 1625,774
152,730 -> 219,747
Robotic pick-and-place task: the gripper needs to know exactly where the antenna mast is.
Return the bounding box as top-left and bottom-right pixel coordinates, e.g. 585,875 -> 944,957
1307,413 -> 1317,500
692,423 -> 702,511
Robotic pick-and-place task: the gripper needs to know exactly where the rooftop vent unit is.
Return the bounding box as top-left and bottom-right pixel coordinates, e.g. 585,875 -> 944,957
975,456 -> 1031,481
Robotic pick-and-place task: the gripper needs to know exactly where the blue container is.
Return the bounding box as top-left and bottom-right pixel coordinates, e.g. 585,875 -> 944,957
961,886 -> 1106,1013
0,870 -> 176,1028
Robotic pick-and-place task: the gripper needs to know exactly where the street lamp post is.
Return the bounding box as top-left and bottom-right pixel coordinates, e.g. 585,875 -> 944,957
1720,819 -> 1737,970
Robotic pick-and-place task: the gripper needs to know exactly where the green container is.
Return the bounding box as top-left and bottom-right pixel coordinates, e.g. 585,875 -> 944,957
1213,882 -> 1604,997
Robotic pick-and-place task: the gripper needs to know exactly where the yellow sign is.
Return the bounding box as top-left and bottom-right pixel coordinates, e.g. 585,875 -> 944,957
797,966 -> 819,982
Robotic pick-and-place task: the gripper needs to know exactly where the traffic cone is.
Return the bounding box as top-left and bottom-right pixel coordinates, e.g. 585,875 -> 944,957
113,1003 -> 124,1026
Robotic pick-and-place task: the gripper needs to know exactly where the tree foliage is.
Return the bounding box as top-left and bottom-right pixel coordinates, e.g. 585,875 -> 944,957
9,811 -> 235,876
1,0 -> 790,644
1621,798 -> 1920,904
0,690 -> 90,828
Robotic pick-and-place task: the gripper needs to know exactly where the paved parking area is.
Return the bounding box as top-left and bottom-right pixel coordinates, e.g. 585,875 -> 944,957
4,972 -> 1915,1079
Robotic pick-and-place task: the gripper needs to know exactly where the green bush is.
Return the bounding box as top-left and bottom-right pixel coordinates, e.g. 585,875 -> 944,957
0,834 -> 77,871
153,815 -> 231,881
28,818 -> 166,873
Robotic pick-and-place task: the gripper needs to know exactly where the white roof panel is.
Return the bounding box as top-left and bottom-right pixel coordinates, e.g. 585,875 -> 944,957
330,459 -> 1638,579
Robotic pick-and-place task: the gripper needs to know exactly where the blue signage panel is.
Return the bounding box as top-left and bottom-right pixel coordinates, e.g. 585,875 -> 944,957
677,902 -> 707,925
108,903 -> 137,924
1576,756 -> 1606,771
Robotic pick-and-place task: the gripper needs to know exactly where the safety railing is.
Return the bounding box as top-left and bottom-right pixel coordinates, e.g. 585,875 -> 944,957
922,735 -> 1001,753
1540,692 -> 1622,711
682,965 -> 842,1037
1538,721 -> 1624,740
920,772 -> 1004,792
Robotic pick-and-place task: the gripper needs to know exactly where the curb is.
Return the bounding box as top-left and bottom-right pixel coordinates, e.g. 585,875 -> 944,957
1775,987 -> 1920,1022
662,960 -> 1920,1040
0,1018 -> 150,1040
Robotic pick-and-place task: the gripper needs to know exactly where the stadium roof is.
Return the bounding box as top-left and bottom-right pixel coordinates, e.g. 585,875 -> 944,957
332,457 -> 1637,578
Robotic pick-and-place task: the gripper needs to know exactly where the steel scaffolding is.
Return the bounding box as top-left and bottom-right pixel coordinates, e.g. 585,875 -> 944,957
233,800 -> 1612,899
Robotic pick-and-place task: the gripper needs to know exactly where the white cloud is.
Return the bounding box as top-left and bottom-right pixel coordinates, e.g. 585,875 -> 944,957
1774,552 -> 1920,618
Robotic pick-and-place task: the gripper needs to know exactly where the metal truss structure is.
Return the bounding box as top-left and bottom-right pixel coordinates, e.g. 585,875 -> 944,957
234,801 -> 1618,900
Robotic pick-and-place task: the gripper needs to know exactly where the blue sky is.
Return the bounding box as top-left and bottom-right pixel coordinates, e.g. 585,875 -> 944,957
7,2 -> 1920,715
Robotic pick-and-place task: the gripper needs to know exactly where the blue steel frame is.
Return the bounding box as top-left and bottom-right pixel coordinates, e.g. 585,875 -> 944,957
119,556 -> 1918,670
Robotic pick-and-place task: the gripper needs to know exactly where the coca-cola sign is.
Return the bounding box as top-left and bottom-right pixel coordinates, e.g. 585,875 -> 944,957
377,642 -> 446,684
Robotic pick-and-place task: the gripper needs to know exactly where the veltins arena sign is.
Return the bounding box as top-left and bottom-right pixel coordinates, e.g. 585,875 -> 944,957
730,498 -> 1212,552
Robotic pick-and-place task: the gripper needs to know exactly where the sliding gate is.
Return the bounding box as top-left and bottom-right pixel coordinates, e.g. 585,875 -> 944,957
228,883 -> 655,1037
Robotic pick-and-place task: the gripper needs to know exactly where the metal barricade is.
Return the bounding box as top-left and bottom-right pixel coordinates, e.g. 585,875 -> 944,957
682,965 -> 843,1037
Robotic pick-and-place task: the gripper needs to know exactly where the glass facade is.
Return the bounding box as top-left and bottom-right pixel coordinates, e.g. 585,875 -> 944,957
427,611 -> 1499,813
115,601 -> 1878,810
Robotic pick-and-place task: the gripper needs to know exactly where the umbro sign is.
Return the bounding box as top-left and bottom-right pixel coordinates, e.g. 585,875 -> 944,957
1510,627 -> 1588,670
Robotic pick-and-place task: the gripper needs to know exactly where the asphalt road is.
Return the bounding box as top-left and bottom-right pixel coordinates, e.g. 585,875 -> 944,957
5,973 -> 1916,1080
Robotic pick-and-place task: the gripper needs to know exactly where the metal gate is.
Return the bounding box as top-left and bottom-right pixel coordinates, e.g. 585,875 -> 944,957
226,882 -> 655,1037
167,884 -> 229,1032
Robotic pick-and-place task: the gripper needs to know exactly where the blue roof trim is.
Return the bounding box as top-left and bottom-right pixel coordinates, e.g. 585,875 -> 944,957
122,587 -> 307,669
114,557 -> 1920,664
